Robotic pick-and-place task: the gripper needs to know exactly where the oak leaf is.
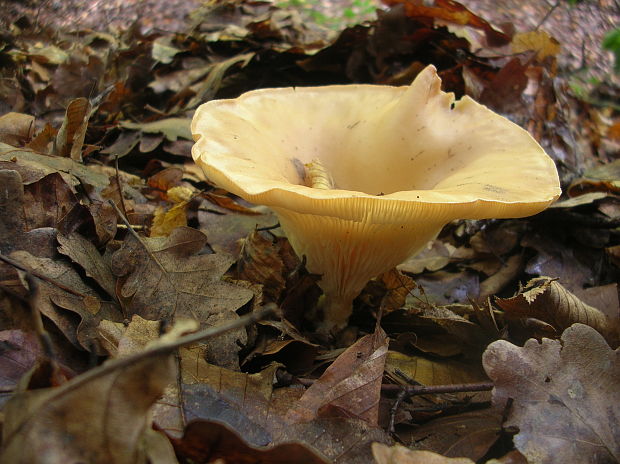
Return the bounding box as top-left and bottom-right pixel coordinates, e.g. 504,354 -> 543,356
482,324 -> 620,464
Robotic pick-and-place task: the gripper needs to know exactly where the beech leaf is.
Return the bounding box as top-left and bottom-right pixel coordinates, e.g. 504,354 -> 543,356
286,328 -> 388,426
496,276 -> 619,346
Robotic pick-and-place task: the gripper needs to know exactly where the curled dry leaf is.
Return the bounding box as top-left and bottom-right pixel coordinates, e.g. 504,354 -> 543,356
1,349 -> 175,464
285,328 -> 388,426
372,443 -> 475,464
53,97 -> 91,161
482,324 -> 620,464
496,276 -> 619,346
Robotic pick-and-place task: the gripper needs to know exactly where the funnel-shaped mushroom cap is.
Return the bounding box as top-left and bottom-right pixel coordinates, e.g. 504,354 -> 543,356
192,65 -> 561,331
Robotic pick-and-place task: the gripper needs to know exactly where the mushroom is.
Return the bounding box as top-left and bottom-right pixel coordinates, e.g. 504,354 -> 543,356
191,65 -> 561,333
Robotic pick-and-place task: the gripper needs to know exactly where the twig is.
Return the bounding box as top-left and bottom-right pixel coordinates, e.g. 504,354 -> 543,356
24,274 -> 55,361
535,0 -> 561,30
114,155 -> 128,219
256,222 -> 281,232
388,389 -> 407,435
296,378 -> 494,396
2,304 -> 276,446
383,381 -> 494,396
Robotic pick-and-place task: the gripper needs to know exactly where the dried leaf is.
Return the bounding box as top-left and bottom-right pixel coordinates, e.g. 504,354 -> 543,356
482,324 -> 620,464
177,347 -> 390,462
172,420 -> 329,464
496,277 -> 619,346
1,348 -> 175,463
57,232 -> 116,298
511,30 -> 561,61
53,97 -> 92,161
8,250 -> 123,354
0,112 -> 34,146
237,231 -> 286,302
381,0 -> 510,46
0,170 -> 26,252
397,410 -> 502,461
0,143 -> 109,188
110,226 -> 254,368
378,268 -> 417,312
372,443 -> 475,464
286,328 -> 388,425
385,351 -> 488,388
120,118 -> 192,142
0,330 -> 42,391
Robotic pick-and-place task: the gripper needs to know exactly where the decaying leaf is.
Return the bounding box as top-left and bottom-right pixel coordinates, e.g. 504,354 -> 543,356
483,324 -> 620,464
0,112 -> 34,146
53,97 -> 92,161
385,351 -> 488,390
237,231 -> 287,302
172,420 -> 329,464
372,443 -> 475,464
286,328 -> 388,425
378,268 -> 417,313
511,31 -> 561,61
397,409 -> 502,461
1,349 -> 175,464
111,226 -> 254,367
496,276 -> 619,346
57,232 -> 116,298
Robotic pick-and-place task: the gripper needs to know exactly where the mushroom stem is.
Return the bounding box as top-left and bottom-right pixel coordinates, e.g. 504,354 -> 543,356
317,293 -> 356,333
273,206 -> 446,334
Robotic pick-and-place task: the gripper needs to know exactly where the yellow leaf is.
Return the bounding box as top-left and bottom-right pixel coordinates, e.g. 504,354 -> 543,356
511,31 -> 560,61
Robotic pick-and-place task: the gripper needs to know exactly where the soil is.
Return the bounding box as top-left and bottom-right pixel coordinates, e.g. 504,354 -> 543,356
2,0 -> 619,78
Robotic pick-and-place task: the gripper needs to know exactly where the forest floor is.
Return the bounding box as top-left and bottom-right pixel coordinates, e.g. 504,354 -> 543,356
3,0 -> 619,80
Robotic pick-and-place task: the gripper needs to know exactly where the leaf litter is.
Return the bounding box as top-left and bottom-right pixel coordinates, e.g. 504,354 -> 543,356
0,0 -> 618,463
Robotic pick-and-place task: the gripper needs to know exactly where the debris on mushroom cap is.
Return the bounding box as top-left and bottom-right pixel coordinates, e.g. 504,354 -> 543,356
191,64 -> 561,334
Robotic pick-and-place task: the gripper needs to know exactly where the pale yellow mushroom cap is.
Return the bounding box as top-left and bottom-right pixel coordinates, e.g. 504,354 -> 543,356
192,65 -> 561,332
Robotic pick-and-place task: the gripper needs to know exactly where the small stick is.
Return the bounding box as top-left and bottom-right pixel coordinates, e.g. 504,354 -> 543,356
296,377 -> 494,396
388,389 -> 407,435
114,155 -> 129,219
383,381 -> 494,396
24,274 -> 55,361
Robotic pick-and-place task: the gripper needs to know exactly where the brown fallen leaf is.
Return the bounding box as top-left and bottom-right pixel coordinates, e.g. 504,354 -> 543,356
111,226 -> 254,368
396,409 -> 502,461
7,250 -> 123,354
482,324 -> 620,464
156,342 -> 389,462
378,268 -> 417,313
57,232 -> 116,298
53,97 -> 92,161
381,0 -> 509,46
511,30 -> 561,61
286,328 -> 388,426
0,346 -> 176,464
0,143 -> 109,189
0,112 -> 34,146
385,351 -> 488,393
171,420 -> 329,464
0,330 -> 42,392
496,276 -> 619,346
237,230 -> 287,302
373,443 -> 476,464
